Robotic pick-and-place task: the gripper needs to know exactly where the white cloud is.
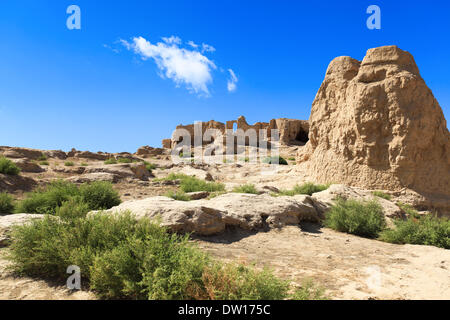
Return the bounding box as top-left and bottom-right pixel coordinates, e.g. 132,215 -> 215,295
227,69 -> 238,92
187,40 -> 199,48
122,36 -> 217,96
202,43 -> 216,53
162,36 -> 182,45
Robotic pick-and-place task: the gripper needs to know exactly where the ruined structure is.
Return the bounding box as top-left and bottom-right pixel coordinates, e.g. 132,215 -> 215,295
297,45 -> 450,210
162,116 -> 309,149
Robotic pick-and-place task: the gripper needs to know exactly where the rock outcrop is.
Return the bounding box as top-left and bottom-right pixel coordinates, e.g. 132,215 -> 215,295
298,46 -> 450,212
92,193 -> 323,236
0,214 -> 43,247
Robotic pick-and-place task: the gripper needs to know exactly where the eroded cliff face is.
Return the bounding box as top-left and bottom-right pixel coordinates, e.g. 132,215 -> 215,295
298,45 -> 450,204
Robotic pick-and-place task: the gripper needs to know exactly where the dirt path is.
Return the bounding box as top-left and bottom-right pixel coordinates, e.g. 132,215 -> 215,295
195,224 -> 450,300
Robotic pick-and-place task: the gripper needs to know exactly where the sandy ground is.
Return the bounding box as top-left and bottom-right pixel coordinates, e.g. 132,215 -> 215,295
195,224 -> 450,300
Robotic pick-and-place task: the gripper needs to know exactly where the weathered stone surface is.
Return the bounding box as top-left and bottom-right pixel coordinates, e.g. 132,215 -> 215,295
93,193 -> 322,236
12,159 -> 44,173
297,46 -> 450,212
135,146 -> 165,157
66,172 -> 118,184
44,150 -> 68,160
0,174 -> 37,193
85,163 -> 150,181
74,151 -> 110,161
0,147 -> 45,160
186,191 -> 210,200
0,214 -> 43,247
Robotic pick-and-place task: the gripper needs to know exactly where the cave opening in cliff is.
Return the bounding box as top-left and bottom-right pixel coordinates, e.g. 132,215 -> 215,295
294,129 -> 309,144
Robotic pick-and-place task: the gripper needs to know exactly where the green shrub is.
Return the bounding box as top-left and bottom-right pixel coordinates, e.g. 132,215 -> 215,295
144,161 -> 156,173
372,191 -> 391,200
396,202 -> 420,218
81,163 -> 88,167
117,158 -> 132,164
262,156 -> 288,165
165,190 -> 191,201
380,215 -> 450,249
324,199 -> 386,238
0,157 -> 21,175
64,161 -> 75,167
164,174 -> 225,193
104,158 -> 117,165
0,193 -> 15,214
39,161 -> 49,166
79,181 -> 121,210
16,180 -> 79,214
8,212 -> 318,300
232,184 -> 259,194
15,180 -> 120,214
37,153 -> 48,161
288,157 -> 296,161
277,182 -> 329,196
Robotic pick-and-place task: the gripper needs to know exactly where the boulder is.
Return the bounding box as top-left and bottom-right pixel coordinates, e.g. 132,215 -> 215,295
135,146 -> 165,157
74,151 -> 110,161
44,150 -> 68,160
92,193 -> 323,236
298,46 -> 450,213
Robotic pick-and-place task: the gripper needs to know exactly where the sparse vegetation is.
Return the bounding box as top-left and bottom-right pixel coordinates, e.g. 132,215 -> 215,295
117,158 -> 132,164
380,215 -> 450,249
288,157 -> 296,161
262,156 -> 288,165
104,158 -> 117,165
0,157 -> 21,175
37,153 -> 48,161
165,173 -> 225,193
64,161 -> 75,167
144,161 -> 156,173
372,191 -> 391,200
396,202 -> 420,218
232,184 -> 259,194
324,198 -> 386,238
39,161 -> 49,166
165,190 -> 191,201
0,192 -> 15,214
81,163 -> 88,167
275,182 -> 329,196
15,180 -> 120,214
8,210 -> 324,300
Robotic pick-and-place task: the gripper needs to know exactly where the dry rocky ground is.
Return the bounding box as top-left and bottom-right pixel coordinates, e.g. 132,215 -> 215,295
0,147 -> 449,300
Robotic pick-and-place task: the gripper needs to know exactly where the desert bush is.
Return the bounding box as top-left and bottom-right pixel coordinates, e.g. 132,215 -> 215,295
37,153 -> 48,161
372,191 -> 391,200
104,158 -> 117,165
288,157 -> 296,161
232,184 -> 259,194
0,193 -> 15,214
379,215 -> 450,249
8,211 -> 320,300
277,182 -> 329,196
324,198 -> 386,238
262,156 -> 288,165
16,180 -> 120,214
79,181 -> 121,210
81,163 -> 88,167
0,157 -> 21,175
39,161 -> 49,166
143,161 -> 156,173
396,202 -> 420,218
64,161 -> 75,167
165,174 -> 225,193
165,190 -> 191,201
117,158 -> 132,164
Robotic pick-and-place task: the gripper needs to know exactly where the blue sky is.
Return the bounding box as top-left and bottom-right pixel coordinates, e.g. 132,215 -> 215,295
0,0 -> 449,152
